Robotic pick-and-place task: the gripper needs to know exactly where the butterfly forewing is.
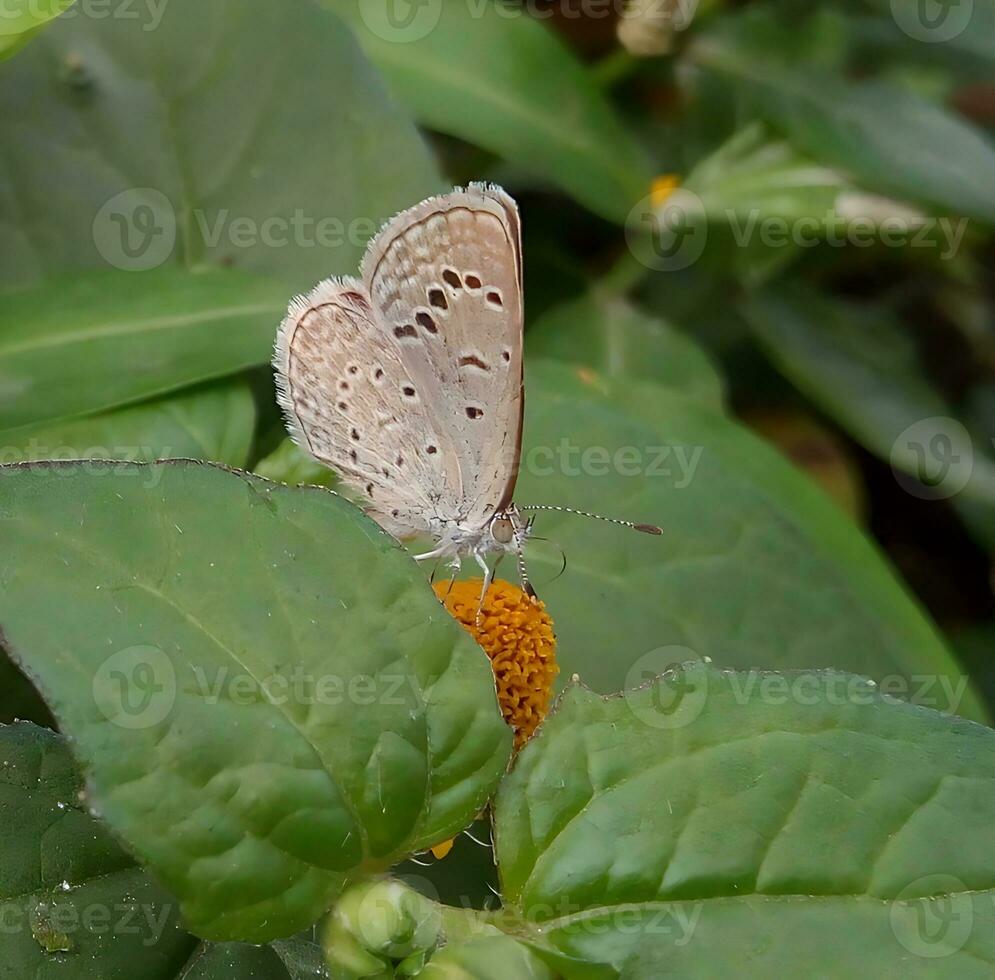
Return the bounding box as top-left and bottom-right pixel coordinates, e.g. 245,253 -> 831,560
274,277 -> 450,539
361,183 -> 524,530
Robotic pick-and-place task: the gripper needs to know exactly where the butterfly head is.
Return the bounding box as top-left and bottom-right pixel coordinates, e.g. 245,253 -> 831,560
488,506 -> 532,553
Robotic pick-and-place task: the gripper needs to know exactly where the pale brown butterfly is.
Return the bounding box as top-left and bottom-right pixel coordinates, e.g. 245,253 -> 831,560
274,183 -> 659,607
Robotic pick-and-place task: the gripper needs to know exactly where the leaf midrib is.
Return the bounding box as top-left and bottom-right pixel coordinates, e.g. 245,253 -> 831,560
0,302 -> 281,358
12,502 -> 370,866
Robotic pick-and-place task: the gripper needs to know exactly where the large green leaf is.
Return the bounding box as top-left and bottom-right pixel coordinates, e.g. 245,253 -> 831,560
526,294 -> 725,409
742,285 -> 995,510
0,461 -> 512,941
513,361 -> 984,720
342,0 -> 652,224
494,663 -> 995,977
0,721 -> 330,977
0,0 -> 442,289
0,379 -> 256,468
0,269 -> 283,430
0,720 -> 194,977
692,20 -> 995,223
0,0 -> 74,60
179,943 -> 317,979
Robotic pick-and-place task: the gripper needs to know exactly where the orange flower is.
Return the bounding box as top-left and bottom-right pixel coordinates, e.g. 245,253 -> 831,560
434,579 -> 558,750
650,173 -> 681,207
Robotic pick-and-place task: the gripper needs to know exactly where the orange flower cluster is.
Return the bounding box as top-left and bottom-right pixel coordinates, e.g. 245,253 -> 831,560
433,579 -> 558,750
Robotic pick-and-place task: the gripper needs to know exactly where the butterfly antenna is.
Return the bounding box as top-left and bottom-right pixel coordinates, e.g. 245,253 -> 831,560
515,532 -> 537,600
528,536 -> 568,583
519,505 -> 662,535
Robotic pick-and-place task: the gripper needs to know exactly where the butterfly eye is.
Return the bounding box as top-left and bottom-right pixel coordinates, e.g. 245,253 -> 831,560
490,518 -> 514,545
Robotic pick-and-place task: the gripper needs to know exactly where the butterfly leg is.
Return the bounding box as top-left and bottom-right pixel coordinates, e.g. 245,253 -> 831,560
473,549 -> 494,624
443,554 -> 461,598
414,545 -> 448,562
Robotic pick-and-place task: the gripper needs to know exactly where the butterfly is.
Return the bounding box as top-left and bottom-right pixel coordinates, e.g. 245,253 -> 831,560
274,183 -> 659,607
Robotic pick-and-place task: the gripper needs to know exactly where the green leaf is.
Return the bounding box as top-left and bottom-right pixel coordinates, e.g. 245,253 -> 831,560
0,0 -> 442,289
693,24 -> 995,223
0,379 -> 256,468
183,935 -> 328,979
0,720 -> 195,976
494,664 -> 995,977
0,269 -> 283,430
742,285 -> 995,510
180,943 -> 316,979
254,438 -> 338,489
0,722 -> 328,977
0,0 -> 74,60
418,934 -> 556,980
0,461 -> 512,941
514,361 -> 984,720
526,295 -> 725,409
683,122 -> 846,223
342,0 -> 653,224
